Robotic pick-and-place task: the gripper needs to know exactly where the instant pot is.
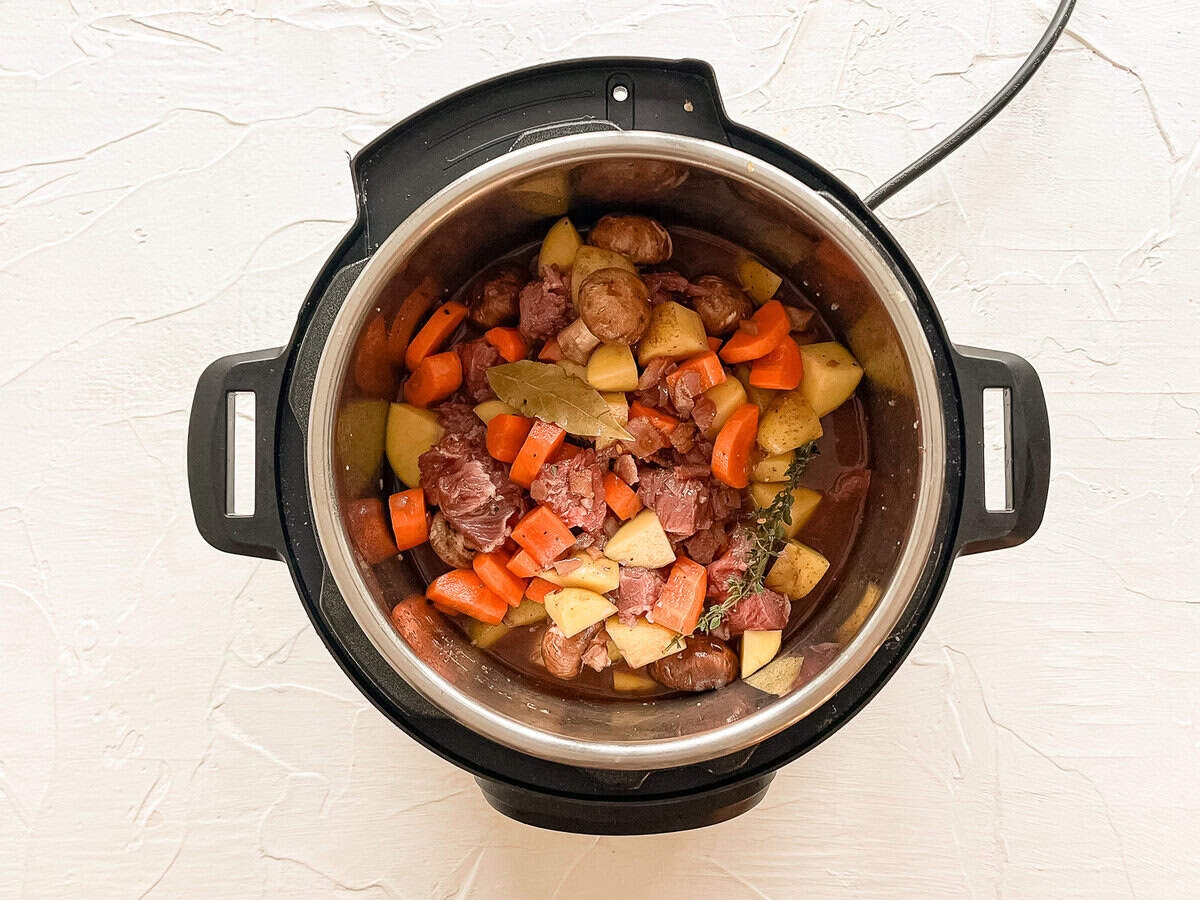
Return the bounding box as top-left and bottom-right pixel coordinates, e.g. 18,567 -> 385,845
188,57 -> 1053,833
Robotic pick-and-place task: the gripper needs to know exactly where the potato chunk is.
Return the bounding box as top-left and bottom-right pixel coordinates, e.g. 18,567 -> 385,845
737,257 -> 783,305
604,616 -> 680,670
612,669 -> 660,692
699,377 -> 747,439
464,619 -> 512,649
765,541 -> 830,600
756,389 -> 823,454
538,216 -> 582,275
537,553 -> 620,594
544,588 -> 618,637
503,597 -> 549,628
750,450 -> 793,482
750,484 -> 822,539
385,402 -> 445,488
602,510 -> 676,569
637,301 -> 708,366
473,399 -> 516,424
798,342 -> 864,416
741,630 -> 782,678
587,342 -> 639,391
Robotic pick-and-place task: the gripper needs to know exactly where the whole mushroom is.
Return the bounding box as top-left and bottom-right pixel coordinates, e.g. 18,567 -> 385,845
687,275 -> 754,336
578,268 -> 651,344
588,215 -> 673,265
467,263 -> 526,328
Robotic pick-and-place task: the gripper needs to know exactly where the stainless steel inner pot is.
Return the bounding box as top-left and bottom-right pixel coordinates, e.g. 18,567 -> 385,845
306,131 -> 945,770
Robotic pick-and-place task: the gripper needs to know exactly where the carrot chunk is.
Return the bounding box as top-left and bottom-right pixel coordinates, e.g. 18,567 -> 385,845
387,488 -> 428,551
486,414 -> 534,463
511,506 -> 574,566
506,549 -> 542,578
538,338 -> 563,361
602,471 -> 642,521
629,400 -> 680,436
525,577 -> 558,604
484,327 -> 528,363
749,336 -> 803,390
666,350 -> 727,393
345,498 -> 398,564
711,403 -> 759,488
509,420 -> 566,487
405,301 -> 468,371
651,555 -> 708,635
403,350 -> 462,408
427,569 -> 508,624
473,550 -> 529,607
719,300 -> 789,363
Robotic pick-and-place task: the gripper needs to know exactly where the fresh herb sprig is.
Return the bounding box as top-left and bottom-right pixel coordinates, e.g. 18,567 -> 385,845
697,442 -> 819,634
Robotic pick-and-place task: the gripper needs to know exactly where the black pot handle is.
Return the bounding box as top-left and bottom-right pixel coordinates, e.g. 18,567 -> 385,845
952,346 -> 1051,555
187,348 -> 287,560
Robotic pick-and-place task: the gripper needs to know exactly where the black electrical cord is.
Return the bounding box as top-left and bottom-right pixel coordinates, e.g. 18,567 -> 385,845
864,0 -> 1076,210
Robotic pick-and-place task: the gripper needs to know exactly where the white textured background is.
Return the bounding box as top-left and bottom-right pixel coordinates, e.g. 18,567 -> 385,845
2,1 -> 1198,897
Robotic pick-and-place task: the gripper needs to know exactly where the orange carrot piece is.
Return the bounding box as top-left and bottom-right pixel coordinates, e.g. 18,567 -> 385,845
354,314 -> 396,397
345,498 -> 398,564
509,420 -> 566,487
432,601 -> 458,617
602,471 -> 643,521
405,301 -> 468,371
538,338 -> 563,361
706,336 -> 724,353
404,350 -> 462,408
473,550 -> 529,607
629,400 -> 680,436
666,350 -> 727,392
549,442 -> 583,463
511,506 -> 575,566
387,276 -> 440,365
484,327 -> 528,363
506,549 -> 541,578
651,555 -> 708,635
525,577 -> 558,604
427,569 -> 508,624
711,403 -> 759,488
749,336 -> 803,390
486,414 -> 534,463
387,488 -> 428,551
719,300 -> 789,364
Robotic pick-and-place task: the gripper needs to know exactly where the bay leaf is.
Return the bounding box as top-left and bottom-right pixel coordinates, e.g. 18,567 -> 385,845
486,360 -> 634,443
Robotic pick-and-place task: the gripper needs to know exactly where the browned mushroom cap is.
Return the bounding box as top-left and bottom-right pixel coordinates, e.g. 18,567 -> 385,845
648,635 -> 739,692
466,263 -> 526,328
427,512 -> 476,568
578,268 -> 651,344
540,623 -> 601,680
588,215 -> 673,265
687,275 -> 754,336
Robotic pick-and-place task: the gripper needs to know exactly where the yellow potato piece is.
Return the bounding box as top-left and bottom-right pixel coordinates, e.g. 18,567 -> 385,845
733,364 -> 776,414
570,245 -> 635,308
604,615 -> 681,670
750,450 -> 794,483
637,301 -> 708,366
741,630 -> 782,678
756,389 -> 823,455
797,342 -> 864,417
504,597 -> 549,628
835,582 -> 881,644
537,553 -> 621,594
737,257 -> 783,305
602,509 -> 676,569
463,619 -> 512,649
612,669 -> 660,692
385,402 -> 445,488
587,342 -> 639,391
744,656 -> 804,696
538,217 -> 583,275
765,540 -> 830,600
335,398 -> 388,497
750,483 -> 822,539
544,588 -> 617,637
699,377 -> 748,439
473,399 -> 516,424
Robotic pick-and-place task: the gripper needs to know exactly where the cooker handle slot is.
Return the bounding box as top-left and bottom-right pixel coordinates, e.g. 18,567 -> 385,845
188,348 -> 287,560
952,346 -> 1051,555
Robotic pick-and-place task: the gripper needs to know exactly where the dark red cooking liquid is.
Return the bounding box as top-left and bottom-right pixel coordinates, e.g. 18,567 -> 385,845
395,226 -> 871,701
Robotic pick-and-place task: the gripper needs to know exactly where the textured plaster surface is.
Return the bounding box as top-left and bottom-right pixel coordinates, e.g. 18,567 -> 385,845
1,1 -> 1198,897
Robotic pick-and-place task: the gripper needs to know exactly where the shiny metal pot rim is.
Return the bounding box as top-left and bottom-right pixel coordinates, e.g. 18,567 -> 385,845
306,131 -> 946,770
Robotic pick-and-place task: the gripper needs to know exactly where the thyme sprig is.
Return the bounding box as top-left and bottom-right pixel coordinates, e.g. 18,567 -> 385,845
697,442 -> 819,634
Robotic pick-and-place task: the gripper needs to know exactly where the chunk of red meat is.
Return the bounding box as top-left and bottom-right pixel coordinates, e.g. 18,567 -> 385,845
518,265 -> 574,341
637,468 -> 739,539
721,589 -> 791,637
612,453 -> 638,486
642,271 -> 691,305
706,528 -> 752,600
418,434 -> 524,552
667,369 -> 704,418
456,338 -> 502,402
633,357 -> 676,408
622,417 -> 670,459
616,566 -> 665,625
582,629 -> 613,672
668,420 -> 697,453
684,522 -> 729,565
433,401 -> 484,442
691,395 -> 718,434
530,449 -> 607,532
